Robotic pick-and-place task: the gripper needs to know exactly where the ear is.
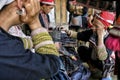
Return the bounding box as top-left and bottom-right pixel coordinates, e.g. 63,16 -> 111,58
16,0 -> 23,9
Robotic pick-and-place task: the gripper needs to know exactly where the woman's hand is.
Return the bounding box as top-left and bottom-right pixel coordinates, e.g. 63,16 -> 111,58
92,18 -> 106,37
19,0 -> 41,30
92,18 -> 108,60
16,0 -> 23,9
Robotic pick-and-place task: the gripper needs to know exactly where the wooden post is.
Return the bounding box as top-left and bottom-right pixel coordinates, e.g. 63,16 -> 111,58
61,0 -> 67,24
55,0 -> 61,25
55,0 -> 67,25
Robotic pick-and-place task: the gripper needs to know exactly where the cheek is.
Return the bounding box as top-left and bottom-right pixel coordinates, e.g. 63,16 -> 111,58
13,11 -> 20,23
44,8 -> 49,14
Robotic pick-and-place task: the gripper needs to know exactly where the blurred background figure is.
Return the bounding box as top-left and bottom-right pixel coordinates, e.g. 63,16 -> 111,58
39,0 -> 55,30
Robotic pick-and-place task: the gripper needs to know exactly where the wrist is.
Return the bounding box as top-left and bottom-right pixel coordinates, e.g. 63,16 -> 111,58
28,19 -> 42,31
98,34 -> 104,39
98,40 -> 104,46
98,37 -> 104,45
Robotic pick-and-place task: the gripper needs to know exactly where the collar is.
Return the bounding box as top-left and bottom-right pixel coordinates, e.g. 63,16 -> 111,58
0,27 -> 8,33
0,27 -> 17,39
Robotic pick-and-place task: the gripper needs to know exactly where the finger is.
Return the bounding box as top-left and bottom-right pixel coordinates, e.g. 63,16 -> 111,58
16,0 -> 22,9
23,0 -> 32,15
37,0 -> 40,11
17,0 -> 22,9
31,0 -> 37,14
19,8 -> 28,22
27,0 -> 37,16
32,0 -> 40,15
20,0 -> 31,22
36,0 -> 40,12
32,0 -> 37,10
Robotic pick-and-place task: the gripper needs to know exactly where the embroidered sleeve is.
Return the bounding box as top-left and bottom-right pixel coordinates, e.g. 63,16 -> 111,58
20,37 -> 33,49
97,45 -> 108,60
31,28 -> 59,56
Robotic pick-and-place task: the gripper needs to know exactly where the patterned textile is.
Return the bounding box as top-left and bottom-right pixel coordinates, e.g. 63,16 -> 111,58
8,26 -> 27,38
8,26 -> 33,50
31,27 -> 59,56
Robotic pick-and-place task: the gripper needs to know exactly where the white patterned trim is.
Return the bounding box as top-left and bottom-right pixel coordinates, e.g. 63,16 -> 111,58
31,28 -> 48,37
35,40 -> 54,50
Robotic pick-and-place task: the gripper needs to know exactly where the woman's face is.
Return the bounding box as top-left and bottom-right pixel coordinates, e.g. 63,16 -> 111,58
42,5 -> 54,14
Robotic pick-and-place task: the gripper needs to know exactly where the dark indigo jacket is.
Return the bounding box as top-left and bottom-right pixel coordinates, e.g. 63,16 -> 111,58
0,28 -> 60,80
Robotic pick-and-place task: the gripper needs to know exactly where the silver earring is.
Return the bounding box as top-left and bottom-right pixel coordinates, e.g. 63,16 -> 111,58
16,8 -> 25,15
